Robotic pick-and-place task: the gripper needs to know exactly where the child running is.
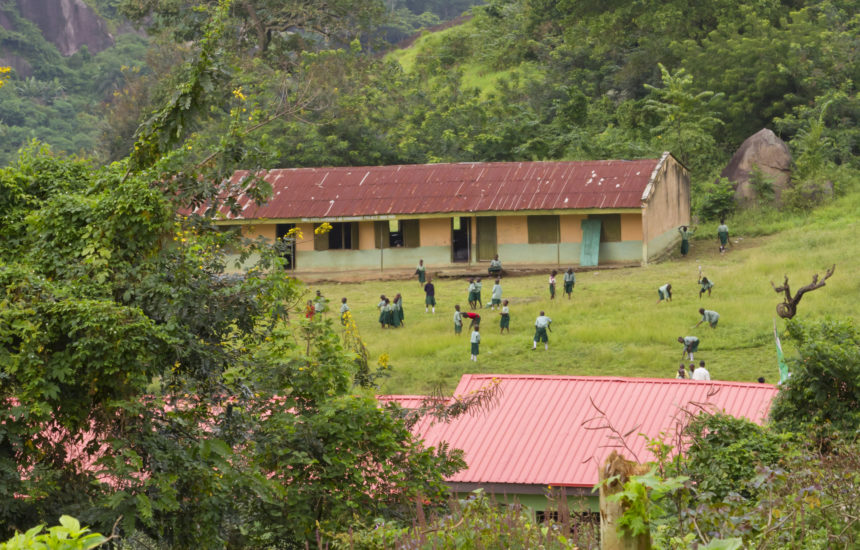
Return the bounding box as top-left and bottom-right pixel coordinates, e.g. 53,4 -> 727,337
678,335 -> 700,361
549,271 -> 557,300
694,308 -> 720,329
453,305 -> 463,335
563,267 -> 575,299
424,277 -> 436,313
499,299 -> 510,334
490,279 -> 502,310
470,325 -> 481,362
532,311 -> 552,350
656,283 -> 672,304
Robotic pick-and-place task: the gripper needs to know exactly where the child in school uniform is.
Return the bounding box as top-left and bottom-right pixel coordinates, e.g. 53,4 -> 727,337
474,278 -> 483,308
424,277 -> 436,313
499,299 -> 510,334
549,271 -> 557,300
340,297 -> 350,325
378,297 -> 390,328
453,305 -> 463,335
490,279 -> 502,310
467,278 -> 477,310
563,267 -> 575,299
470,326 -> 481,362
656,283 -> 672,304
415,259 -> 426,285
393,293 -> 405,327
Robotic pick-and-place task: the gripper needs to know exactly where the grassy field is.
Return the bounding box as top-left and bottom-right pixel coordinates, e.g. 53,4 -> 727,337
310,191 -> 859,395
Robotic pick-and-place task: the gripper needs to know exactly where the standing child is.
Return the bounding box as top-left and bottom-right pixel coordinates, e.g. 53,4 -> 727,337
474,278 -> 483,309
378,297 -> 390,329
490,279 -> 502,310
533,311 -> 552,350
679,225 -> 696,257
470,325 -> 481,362
314,290 -> 328,314
391,293 -> 404,328
467,278 -> 477,310
424,277 -> 436,313
415,259 -> 426,286
717,219 -> 729,253
453,305 -> 463,335
339,297 -> 350,325
499,299 -> 510,334
563,267 -> 575,299
656,283 -> 672,304
549,271 -> 557,300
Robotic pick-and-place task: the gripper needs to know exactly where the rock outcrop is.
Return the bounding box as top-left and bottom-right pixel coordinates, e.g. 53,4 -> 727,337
721,129 -> 792,203
16,0 -> 114,57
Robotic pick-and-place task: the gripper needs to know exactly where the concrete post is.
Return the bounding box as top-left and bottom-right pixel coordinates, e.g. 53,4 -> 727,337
599,451 -> 651,550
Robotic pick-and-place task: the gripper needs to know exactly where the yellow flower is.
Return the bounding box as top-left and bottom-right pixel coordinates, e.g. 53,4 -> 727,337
232,87 -> 246,101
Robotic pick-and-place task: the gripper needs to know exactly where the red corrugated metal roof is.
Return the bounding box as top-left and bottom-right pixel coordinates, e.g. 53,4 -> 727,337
216,158 -> 665,220
406,374 -> 778,488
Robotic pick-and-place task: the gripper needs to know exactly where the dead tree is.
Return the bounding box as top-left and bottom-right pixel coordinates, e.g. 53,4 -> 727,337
771,265 -> 835,319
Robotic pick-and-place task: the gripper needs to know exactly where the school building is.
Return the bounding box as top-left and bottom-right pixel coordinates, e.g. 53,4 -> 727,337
379,374 -> 778,516
217,152 -> 690,271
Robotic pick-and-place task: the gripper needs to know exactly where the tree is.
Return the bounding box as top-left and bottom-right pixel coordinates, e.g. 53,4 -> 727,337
770,317 -> 859,437
643,63 -> 724,172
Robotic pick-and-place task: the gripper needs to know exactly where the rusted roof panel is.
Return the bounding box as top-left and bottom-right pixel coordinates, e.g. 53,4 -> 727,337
217,159 -> 662,220
408,375 -> 778,488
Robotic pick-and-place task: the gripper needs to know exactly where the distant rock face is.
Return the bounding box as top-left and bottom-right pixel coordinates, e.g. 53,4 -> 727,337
721,129 -> 792,203
16,0 -> 114,56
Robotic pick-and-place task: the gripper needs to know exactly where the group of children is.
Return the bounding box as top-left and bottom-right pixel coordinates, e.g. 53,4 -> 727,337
376,293 -> 406,328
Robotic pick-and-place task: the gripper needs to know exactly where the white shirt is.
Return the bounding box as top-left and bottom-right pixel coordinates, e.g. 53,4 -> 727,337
535,315 -> 552,328
470,331 -> 481,344
691,368 -> 711,381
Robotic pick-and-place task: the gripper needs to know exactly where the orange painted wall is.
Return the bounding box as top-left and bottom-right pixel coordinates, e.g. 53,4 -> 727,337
242,224 -> 276,241
643,156 -> 690,243
497,216 -> 529,244
296,223 -> 315,251
420,218 -> 451,247
560,214 -> 585,243
358,221 -> 376,250
620,213 -> 643,241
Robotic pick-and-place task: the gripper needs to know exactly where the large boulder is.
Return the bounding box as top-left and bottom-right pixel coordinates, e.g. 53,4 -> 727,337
16,0 -> 114,57
721,129 -> 792,203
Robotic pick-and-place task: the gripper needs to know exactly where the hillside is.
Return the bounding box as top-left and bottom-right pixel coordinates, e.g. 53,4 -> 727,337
310,188 -> 859,395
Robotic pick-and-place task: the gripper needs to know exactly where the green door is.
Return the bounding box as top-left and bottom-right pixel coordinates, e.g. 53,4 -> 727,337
476,217 -> 497,261
580,219 -> 602,266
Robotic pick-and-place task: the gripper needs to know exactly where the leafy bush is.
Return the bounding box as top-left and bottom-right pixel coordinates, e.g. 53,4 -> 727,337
1,516 -> 105,550
696,177 -> 736,221
770,318 -> 860,439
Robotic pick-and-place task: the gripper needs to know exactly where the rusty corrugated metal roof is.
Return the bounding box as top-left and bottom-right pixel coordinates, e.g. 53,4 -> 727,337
399,374 -> 778,488
217,158 -> 664,220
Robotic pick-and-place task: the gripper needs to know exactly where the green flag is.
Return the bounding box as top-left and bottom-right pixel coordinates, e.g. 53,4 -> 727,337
773,319 -> 790,384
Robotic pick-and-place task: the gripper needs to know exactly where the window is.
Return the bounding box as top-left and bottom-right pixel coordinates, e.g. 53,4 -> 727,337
374,220 -> 420,248
527,215 -> 560,244
314,222 -> 357,250
588,214 -> 622,242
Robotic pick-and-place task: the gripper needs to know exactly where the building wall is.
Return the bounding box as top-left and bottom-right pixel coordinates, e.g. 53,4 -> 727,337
296,223 -> 315,252
620,213 -> 643,241
643,156 -> 690,262
358,221 -> 375,250
559,214 -> 585,243
497,216 -> 529,244
242,224 -> 276,241
420,218 -> 450,247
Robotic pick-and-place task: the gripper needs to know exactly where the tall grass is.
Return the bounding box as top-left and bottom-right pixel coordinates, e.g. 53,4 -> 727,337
311,193 -> 859,394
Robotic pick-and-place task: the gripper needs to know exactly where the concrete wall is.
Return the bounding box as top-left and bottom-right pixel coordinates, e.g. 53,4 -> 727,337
420,218 -> 450,247
242,224 -> 276,241
643,156 -> 690,262
498,216 -> 529,244
296,223 -> 315,252
358,221 -> 375,250
560,214 -> 585,243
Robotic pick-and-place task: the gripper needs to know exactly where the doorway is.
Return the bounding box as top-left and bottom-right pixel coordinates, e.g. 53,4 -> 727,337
451,217 -> 470,263
476,216 -> 497,261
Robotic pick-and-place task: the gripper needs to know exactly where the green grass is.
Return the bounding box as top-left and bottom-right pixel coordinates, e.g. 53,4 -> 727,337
311,190 -> 859,395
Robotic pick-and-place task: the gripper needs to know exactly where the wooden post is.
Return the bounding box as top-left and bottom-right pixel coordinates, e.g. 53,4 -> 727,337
599,451 -> 651,550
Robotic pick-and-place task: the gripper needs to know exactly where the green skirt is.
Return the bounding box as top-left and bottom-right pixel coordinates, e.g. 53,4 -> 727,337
471,342 -> 480,355
468,291 -> 478,302
534,326 -> 548,343
549,283 -> 556,297
718,232 -> 728,245
680,239 -> 690,255
564,281 -> 574,293
500,313 -> 510,329
454,323 -> 462,334
492,298 -> 501,306
417,271 -> 426,283
425,295 -> 436,306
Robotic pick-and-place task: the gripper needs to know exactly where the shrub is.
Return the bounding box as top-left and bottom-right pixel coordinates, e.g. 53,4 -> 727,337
696,177 -> 736,221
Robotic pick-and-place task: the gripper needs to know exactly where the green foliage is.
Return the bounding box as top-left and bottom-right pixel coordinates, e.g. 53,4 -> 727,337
748,164 -> 775,203
602,469 -> 689,537
770,318 -> 860,438
331,490 -> 579,549
696,177 -> 736,221
1,516 -> 106,550
680,413 -> 790,501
